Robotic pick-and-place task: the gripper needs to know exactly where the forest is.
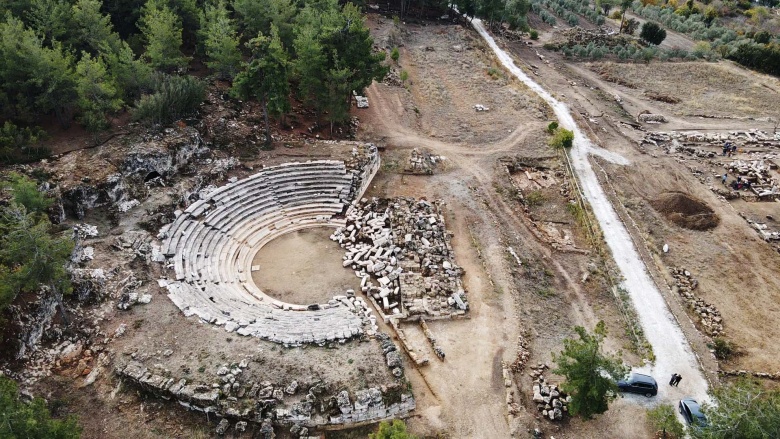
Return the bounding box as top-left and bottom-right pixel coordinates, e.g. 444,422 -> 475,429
0,0 -> 535,164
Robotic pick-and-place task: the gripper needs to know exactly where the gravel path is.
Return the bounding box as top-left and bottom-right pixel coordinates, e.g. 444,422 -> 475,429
471,18 -> 710,405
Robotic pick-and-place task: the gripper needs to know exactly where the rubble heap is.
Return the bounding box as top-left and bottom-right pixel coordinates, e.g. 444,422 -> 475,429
331,197 -> 468,321
509,334 -> 531,373
529,367 -> 570,422
403,148 -> 445,175
554,26 -> 634,49
739,213 -> 780,243
726,159 -> 779,200
670,267 -> 723,337
637,113 -> 667,124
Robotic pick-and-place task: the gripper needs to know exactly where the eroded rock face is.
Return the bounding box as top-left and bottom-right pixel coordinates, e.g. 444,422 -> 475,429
59,128 -> 208,219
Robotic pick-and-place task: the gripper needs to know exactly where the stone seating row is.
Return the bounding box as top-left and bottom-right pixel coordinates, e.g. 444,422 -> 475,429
159,160 -> 366,345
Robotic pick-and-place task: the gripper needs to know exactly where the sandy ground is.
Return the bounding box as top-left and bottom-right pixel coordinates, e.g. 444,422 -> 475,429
251,227 -> 361,304
357,16 -> 656,438
473,16 -> 710,407
507,40 -> 780,375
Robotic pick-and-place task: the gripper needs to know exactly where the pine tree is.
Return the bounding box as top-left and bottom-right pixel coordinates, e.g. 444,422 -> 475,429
0,204 -> 74,314
26,0 -> 73,45
75,53 -> 123,131
293,24 -> 326,118
71,0 -> 119,54
199,0 -> 241,80
139,0 -> 190,71
552,321 -> 629,419
0,376 -> 81,438
231,25 -> 290,146
99,39 -> 153,102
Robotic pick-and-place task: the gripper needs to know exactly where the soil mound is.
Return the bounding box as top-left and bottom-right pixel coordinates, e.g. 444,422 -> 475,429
650,192 -> 720,230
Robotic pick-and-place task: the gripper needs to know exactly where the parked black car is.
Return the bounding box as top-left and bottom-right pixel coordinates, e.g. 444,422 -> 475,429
617,373 -> 658,397
679,398 -> 708,427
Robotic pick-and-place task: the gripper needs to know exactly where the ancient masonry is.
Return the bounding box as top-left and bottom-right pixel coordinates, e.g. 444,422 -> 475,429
115,335 -> 415,432
157,144 -> 380,345
669,267 -> 724,337
330,197 -> 469,322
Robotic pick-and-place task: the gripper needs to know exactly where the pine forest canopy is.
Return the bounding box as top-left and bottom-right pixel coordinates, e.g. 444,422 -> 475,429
2,0 -> 460,151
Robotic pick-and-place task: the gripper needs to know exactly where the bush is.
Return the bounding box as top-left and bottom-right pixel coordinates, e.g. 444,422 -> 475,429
753,30 -> 771,44
530,29 -> 539,39
133,74 -> 205,126
0,122 -> 49,165
547,121 -> 559,133
369,420 -> 416,439
525,190 -> 546,206
0,377 -> 81,438
623,17 -> 640,34
549,127 -> 574,148
712,337 -> 736,360
390,46 -> 400,63
647,404 -> 685,439
640,21 -> 668,45
727,42 -> 780,76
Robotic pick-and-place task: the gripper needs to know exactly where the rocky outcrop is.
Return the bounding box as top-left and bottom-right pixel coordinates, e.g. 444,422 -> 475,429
59,128 -> 216,219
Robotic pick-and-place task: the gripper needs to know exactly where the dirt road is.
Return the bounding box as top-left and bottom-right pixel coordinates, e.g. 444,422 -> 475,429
470,18 -> 709,404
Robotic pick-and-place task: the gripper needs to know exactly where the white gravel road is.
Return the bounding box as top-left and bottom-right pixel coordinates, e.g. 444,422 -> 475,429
471,18 -> 709,405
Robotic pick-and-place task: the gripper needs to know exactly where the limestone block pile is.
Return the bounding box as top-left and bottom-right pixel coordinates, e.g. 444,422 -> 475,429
726,159 -> 779,198
637,113 -> 667,124
331,197 -> 468,320
404,148 -> 445,175
529,367 -> 570,421
740,214 -> 780,242
670,267 -> 723,337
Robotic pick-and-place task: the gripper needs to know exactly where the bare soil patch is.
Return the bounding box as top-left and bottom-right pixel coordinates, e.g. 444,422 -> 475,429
585,61 -> 780,120
396,23 -> 549,144
650,191 -> 720,231
251,227 -> 360,304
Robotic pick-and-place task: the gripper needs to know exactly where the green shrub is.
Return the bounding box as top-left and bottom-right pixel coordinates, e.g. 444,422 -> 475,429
0,122 -> 49,165
530,29 -> 539,39
133,74 -> 205,126
712,337 -> 736,360
0,377 -> 81,438
547,121 -> 559,133
640,21 -> 668,45
549,127 -> 574,148
647,404 -> 685,439
369,419 -> 416,439
525,190 -> 546,206
390,46 -> 400,63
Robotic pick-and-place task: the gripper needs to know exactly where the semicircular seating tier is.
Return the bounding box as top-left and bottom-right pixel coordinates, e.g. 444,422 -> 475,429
157,159 -> 378,345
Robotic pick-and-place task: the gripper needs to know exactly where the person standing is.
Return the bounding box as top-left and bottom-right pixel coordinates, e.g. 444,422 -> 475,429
722,173 -> 728,185
674,374 -> 682,387
670,373 -> 679,386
